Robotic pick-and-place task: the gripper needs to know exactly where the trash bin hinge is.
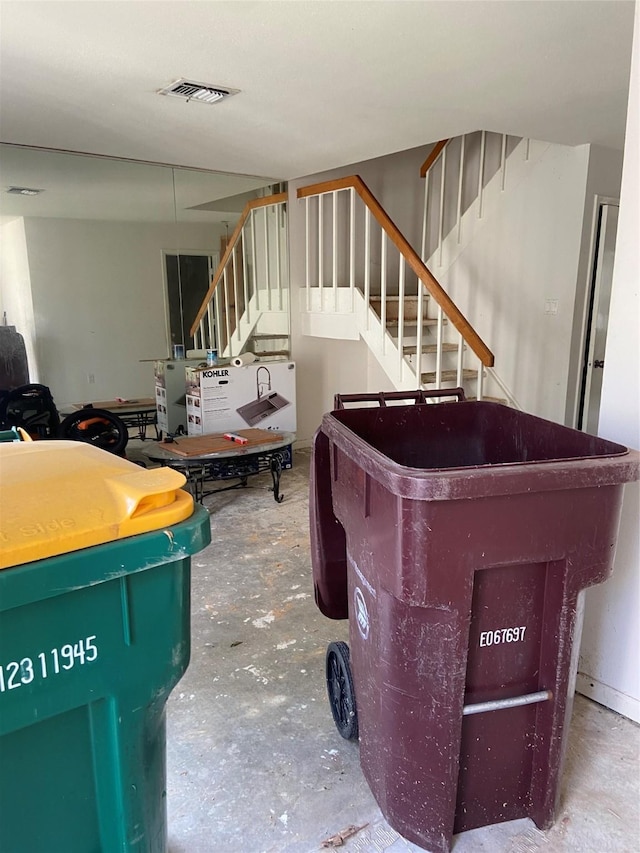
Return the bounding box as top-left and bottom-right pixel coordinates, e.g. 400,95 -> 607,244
462,689 -> 552,716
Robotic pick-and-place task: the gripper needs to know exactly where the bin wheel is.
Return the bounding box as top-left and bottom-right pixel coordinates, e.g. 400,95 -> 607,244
325,641 -> 358,741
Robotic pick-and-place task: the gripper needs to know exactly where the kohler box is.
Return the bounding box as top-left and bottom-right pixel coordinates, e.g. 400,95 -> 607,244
185,362 -> 296,435
154,358 -> 204,435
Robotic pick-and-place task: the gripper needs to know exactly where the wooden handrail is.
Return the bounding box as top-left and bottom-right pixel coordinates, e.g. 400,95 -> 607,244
297,176 -> 494,367
189,192 -> 288,337
419,139 -> 448,178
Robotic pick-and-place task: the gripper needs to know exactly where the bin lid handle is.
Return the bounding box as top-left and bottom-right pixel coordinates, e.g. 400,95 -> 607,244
333,388 -> 466,409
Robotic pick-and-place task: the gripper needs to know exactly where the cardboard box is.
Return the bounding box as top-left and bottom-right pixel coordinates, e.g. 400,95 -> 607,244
154,358 -> 204,435
185,362 -> 296,435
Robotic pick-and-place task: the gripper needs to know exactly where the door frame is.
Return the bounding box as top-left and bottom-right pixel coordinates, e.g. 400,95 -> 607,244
161,249 -> 218,351
571,194 -> 619,431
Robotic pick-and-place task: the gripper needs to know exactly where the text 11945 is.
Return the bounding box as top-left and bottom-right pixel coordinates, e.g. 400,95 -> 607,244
0,636 -> 98,693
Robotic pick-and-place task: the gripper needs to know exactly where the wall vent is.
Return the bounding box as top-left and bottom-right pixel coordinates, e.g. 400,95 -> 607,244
158,79 -> 239,104
6,186 -> 44,196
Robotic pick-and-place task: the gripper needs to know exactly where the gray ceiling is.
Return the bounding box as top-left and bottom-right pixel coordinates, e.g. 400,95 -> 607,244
0,1 -> 635,180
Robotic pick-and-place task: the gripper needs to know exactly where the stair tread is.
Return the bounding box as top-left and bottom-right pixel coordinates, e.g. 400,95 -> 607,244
467,396 -> 508,404
251,349 -> 290,358
387,318 -> 444,332
421,368 -> 478,383
251,334 -> 290,340
404,343 -> 460,355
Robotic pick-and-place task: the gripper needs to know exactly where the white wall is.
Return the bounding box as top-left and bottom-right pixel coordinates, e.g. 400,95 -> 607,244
436,142 -> 592,422
0,217 -> 39,381
577,7 -> 640,722
23,217 -> 220,404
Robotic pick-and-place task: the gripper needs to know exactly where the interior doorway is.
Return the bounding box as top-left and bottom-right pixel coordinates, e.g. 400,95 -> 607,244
577,201 -> 619,435
164,252 -> 217,350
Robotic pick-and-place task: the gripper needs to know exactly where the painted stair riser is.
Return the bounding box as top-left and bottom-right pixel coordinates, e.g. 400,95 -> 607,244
370,295 -> 429,323
421,368 -> 479,384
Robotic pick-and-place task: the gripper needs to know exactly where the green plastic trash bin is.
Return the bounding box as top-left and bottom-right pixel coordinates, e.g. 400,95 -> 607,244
0,440 -> 211,853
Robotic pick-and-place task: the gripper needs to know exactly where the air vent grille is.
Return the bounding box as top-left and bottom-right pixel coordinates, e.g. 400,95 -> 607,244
158,79 -> 239,104
6,186 -> 44,196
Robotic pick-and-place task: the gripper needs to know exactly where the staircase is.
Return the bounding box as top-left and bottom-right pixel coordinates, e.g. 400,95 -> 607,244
190,132 -> 546,405
296,132 -> 546,404
297,174 -> 494,398
190,192 -> 290,361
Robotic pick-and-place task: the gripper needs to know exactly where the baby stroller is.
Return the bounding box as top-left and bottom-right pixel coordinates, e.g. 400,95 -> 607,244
0,384 -> 129,456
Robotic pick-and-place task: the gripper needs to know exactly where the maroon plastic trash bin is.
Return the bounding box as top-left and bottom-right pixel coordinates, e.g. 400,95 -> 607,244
310,390 -> 639,853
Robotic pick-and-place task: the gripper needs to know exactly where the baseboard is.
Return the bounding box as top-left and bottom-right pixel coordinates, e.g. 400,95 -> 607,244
575,672 -> 640,723
293,437 -> 312,450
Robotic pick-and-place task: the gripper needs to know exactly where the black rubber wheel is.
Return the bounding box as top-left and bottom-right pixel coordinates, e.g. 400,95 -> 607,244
325,641 -> 358,740
58,408 -> 129,456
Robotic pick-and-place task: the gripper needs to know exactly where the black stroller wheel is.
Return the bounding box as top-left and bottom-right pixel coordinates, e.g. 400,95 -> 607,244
58,408 -> 129,456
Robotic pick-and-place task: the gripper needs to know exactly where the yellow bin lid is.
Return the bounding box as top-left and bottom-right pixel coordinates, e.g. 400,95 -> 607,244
0,440 -> 194,569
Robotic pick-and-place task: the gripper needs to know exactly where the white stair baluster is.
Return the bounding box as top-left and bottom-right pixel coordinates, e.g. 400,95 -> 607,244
397,255 -> 405,373
305,197 -> 311,311
478,130 -> 486,218
416,281 -> 424,386
214,288 -> 223,358
421,168 -> 430,262
456,135 -> 465,244
332,190 -> 338,312
476,358 -> 484,401
242,220 -> 250,325
438,145 -> 447,267
456,332 -> 464,387
232,244 -> 240,343
364,209 -> 371,330
380,232 -> 387,354
250,209 -> 258,310
275,206 -> 282,311
223,266 -> 232,357
349,187 -> 355,311
435,305 -> 443,391
207,302 -> 215,351
501,133 -> 508,191
263,206 -> 271,312
318,194 -> 324,309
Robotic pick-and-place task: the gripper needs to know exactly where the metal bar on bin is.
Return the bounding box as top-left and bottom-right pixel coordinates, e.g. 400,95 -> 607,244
333,388 -> 466,409
462,690 -> 552,717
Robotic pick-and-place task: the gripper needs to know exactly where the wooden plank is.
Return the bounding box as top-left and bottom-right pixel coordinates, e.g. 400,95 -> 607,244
72,398 -> 155,410
162,428 -> 283,457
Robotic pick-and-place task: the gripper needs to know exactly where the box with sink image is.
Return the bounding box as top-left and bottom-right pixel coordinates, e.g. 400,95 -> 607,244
185,362 -> 296,435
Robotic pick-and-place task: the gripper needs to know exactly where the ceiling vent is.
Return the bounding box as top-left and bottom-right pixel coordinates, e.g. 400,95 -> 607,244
6,186 -> 44,196
158,79 -> 239,104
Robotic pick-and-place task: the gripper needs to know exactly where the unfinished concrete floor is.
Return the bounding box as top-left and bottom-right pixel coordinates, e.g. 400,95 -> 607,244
163,449 -> 640,853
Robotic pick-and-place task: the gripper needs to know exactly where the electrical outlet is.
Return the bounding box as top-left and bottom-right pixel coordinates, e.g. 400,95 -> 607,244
88,373 -> 95,384
544,299 -> 559,315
